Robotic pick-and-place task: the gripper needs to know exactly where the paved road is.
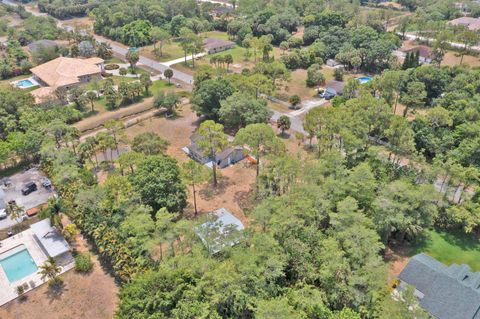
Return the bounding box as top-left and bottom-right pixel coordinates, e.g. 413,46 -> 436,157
197,0 -> 233,7
4,0 -> 329,134
1,0 -> 195,84
401,31 -> 480,54
85,34 -> 196,84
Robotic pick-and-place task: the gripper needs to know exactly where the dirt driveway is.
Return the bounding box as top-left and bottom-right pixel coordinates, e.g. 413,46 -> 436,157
74,97 -> 155,133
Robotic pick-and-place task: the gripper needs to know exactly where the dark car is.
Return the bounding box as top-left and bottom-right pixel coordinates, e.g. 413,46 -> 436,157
21,182 -> 37,195
321,87 -> 337,100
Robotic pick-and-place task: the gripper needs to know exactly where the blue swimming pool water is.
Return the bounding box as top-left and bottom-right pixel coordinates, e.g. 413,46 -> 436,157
357,77 -> 372,84
16,79 -> 34,88
0,249 -> 38,283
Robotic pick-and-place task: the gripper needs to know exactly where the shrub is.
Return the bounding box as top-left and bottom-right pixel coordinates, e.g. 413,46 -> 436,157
104,63 -> 120,70
16,285 -> 25,296
119,67 -> 127,76
334,68 -> 344,81
75,253 -> 93,273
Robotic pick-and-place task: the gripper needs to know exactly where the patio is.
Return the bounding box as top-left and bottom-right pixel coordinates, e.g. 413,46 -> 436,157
0,219 -> 73,306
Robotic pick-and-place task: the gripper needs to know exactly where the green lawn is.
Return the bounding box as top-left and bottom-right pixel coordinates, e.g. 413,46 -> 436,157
139,31 -> 230,63
413,229 -> 480,271
82,76 -> 139,91
201,31 -> 230,40
105,56 -> 124,64
150,80 -> 173,95
140,41 -> 185,62
0,74 -> 31,87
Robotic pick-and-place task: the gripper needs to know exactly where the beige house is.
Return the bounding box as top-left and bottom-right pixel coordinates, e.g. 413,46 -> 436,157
30,57 -> 104,104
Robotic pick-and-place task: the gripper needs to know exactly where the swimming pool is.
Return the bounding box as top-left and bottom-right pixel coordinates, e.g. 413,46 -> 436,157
356,76 -> 372,84
16,79 -> 35,88
0,246 -> 38,283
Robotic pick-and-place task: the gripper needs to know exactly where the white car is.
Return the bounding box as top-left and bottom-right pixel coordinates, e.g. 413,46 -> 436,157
0,209 -> 7,220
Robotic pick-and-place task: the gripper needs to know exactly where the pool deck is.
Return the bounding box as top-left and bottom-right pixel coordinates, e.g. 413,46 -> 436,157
9,77 -> 40,89
0,228 -> 73,306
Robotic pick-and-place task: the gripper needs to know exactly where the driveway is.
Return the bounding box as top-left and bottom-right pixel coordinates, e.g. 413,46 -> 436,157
0,168 -> 56,230
0,1 -> 194,85
162,53 -> 206,67
91,35 -> 195,84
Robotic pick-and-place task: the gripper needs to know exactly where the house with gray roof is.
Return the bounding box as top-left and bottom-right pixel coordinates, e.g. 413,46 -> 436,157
183,133 -> 244,168
203,38 -> 235,54
399,253 -> 480,319
195,208 -> 245,254
30,219 -> 72,265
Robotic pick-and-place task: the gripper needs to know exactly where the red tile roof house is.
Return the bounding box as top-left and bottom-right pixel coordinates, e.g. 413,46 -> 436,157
29,56 -> 104,104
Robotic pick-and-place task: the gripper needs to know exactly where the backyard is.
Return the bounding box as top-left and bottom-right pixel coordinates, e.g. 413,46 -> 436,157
0,228 -> 118,319
414,229 -> 480,271
123,106 -> 256,221
387,228 -> 480,281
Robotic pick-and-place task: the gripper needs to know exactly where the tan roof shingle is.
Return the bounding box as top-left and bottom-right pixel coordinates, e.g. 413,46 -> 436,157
30,57 -> 103,87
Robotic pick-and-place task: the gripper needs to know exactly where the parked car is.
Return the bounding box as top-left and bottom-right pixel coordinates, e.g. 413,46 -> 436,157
320,87 -> 337,100
0,209 -> 7,220
21,182 -> 37,195
41,177 -> 52,189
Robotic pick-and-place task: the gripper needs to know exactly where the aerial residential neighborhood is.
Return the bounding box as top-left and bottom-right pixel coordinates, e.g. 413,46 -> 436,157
1,0 -> 480,318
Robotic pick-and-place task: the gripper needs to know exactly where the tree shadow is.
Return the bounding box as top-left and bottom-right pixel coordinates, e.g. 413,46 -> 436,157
199,176 -> 233,200
436,229 -> 480,251
44,281 -> 67,303
277,132 -> 291,139
84,110 -> 99,118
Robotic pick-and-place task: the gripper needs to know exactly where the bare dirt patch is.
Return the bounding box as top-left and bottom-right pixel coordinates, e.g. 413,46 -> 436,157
276,69 -> 317,101
193,162 -> 255,225
124,105 -> 199,161
123,107 -> 256,223
442,51 -> 480,67
60,17 -> 94,30
384,246 -> 411,283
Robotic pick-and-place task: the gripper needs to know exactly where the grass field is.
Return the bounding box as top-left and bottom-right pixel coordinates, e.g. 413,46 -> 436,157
139,31 -> 232,63
414,229 -> 480,271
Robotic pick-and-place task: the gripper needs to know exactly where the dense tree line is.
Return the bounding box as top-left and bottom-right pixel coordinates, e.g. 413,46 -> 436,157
38,0 -> 99,19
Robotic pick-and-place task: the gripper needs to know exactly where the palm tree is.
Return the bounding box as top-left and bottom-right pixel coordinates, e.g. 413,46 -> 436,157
7,201 -> 24,232
39,257 -> 62,286
40,197 -> 63,228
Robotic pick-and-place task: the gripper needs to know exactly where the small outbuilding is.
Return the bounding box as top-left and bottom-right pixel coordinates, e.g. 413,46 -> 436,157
195,208 -> 245,254
326,59 -> 345,69
30,219 -> 71,263
401,45 -> 433,64
203,37 -> 235,54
